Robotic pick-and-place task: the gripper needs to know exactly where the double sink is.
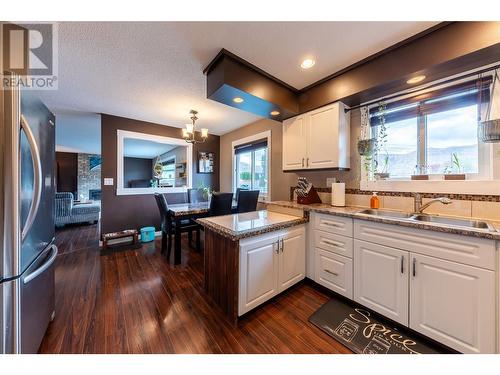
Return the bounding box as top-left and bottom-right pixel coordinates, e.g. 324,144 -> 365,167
357,209 -> 496,232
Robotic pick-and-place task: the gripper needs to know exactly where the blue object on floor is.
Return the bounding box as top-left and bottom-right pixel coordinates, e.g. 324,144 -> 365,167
140,226 -> 156,243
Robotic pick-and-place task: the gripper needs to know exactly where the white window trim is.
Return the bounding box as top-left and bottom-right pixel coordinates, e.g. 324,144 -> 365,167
231,130 -> 272,201
116,130 -> 192,196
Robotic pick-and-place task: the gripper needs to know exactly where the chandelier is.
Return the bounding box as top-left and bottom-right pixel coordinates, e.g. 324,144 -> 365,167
182,110 -> 208,144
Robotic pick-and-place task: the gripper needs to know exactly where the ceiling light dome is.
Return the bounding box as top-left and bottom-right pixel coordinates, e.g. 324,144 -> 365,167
301,58 -> 316,69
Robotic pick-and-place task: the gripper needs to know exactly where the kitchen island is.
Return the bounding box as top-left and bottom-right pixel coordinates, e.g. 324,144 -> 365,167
197,210 -> 307,323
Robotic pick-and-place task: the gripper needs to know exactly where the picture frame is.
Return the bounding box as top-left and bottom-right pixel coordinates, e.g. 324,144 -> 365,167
198,151 -> 215,174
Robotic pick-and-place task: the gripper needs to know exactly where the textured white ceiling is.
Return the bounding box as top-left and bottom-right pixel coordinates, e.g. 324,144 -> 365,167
40,21 -> 438,136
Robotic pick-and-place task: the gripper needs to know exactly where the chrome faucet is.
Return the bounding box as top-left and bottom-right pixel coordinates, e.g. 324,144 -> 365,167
413,193 -> 452,214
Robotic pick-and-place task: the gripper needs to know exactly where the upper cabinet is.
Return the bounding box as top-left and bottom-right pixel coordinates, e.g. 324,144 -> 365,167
282,102 -> 350,171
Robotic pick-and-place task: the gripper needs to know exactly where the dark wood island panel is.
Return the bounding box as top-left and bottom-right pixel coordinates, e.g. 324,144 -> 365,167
204,228 -> 240,323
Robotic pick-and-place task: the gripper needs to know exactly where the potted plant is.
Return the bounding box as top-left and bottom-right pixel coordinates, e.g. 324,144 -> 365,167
411,164 -> 429,180
357,138 -> 377,156
374,153 -> 390,180
444,152 -> 466,180
197,182 -> 212,200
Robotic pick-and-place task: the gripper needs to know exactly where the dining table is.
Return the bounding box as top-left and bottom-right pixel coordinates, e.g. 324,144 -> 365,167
167,201 -> 237,264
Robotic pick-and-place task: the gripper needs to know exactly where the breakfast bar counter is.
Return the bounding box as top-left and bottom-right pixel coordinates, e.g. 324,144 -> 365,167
197,210 -> 307,323
197,210 -> 308,241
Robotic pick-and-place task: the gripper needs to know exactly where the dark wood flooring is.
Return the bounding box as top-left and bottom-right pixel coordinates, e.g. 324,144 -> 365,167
39,223 -> 352,354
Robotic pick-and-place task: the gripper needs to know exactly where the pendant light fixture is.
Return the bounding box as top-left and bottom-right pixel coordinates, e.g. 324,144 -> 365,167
183,110 -> 208,144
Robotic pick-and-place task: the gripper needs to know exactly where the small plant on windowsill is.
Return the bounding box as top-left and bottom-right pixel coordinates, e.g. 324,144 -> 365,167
374,153 -> 390,180
444,152 -> 466,180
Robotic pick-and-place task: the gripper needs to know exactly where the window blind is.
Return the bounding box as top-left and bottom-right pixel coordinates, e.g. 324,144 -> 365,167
369,76 -> 493,126
234,139 -> 268,155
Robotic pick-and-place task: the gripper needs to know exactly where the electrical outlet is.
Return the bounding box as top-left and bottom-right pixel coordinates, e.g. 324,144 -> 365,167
104,178 -> 114,186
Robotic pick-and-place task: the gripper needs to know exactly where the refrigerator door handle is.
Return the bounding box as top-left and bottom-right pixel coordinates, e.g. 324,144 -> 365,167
23,245 -> 58,284
20,114 -> 43,241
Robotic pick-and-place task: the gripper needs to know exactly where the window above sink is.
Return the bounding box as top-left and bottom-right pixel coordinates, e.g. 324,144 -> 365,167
359,63 -> 500,195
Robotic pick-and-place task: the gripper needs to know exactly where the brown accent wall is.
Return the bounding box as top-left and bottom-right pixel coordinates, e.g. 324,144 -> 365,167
219,110 -> 361,201
101,114 -> 220,234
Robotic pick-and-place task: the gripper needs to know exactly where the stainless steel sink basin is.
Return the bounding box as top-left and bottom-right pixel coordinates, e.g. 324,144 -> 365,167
357,209 -> 413,219
357,209 -> 496,232
410,214 -> 495,231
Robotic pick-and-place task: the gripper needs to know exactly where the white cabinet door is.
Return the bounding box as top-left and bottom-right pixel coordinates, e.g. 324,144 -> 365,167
306,104 -> 339,169
410,253 -> 496,353
278,226 -> 306,292
282,115 -> 307,170
354,239 -> 409,325
239,233 -> 280,316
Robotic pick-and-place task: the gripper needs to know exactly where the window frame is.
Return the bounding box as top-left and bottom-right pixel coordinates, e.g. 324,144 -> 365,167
370,103 -> 487,180
232,130 -> 272,201
360,72 -> 500,195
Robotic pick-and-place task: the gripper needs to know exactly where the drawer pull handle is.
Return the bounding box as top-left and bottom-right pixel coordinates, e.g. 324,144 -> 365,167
324,269 -> 339,276
323,222 -> 341,227
413,257 -> 417,277
322,240 -> 343,247
400,255 -> 404,274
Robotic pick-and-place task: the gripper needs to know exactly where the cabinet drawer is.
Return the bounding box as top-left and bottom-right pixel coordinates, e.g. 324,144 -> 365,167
313,213 -> 353,237
314,230 -> 353,258
354,220 -> 496,270
315,249 -> 353,299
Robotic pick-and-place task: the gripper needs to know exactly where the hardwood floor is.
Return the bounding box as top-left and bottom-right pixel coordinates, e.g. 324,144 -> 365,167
39,223 -> 352,354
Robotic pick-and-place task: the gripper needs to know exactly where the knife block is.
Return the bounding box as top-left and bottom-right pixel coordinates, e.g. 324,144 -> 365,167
296,186 -> 322,205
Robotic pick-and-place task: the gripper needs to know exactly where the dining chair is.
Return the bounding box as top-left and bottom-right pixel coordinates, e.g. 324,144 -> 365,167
154,193 -> 201,258
235,190 -> 260,213
234,187 -> 247,203
208,192 -> 234,216
187,188 -> 208,203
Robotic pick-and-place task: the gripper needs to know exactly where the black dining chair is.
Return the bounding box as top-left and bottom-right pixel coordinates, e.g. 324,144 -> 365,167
154,193 -> 201,259
234,187 -> 248,203
235,190 -> 260,213
187,188 -> 208,203
208,192 -> 234,216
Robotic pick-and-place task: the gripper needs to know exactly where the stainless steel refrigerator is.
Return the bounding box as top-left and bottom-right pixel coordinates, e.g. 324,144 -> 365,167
1,75 -> 57,354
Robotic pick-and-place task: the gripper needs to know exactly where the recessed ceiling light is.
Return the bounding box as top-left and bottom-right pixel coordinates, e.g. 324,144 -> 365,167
233,97 -> 244,103
406,75 -> 426,84
270,110 -> 280,116
300,58 -> 316,70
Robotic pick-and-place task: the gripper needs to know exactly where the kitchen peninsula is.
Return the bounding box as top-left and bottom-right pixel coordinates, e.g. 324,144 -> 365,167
197,210 -> 307,323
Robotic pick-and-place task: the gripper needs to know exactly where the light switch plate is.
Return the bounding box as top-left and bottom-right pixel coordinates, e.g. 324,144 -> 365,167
104,178 -> 114,186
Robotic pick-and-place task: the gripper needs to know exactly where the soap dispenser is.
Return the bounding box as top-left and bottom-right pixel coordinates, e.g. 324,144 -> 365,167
370,192 -> 380,209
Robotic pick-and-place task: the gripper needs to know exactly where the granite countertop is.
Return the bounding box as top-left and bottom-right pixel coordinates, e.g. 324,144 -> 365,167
266,201 -> 500,240
197,210 -> 308,241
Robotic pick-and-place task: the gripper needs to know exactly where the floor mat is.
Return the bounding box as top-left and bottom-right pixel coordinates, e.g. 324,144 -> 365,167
309,297 -> 453,354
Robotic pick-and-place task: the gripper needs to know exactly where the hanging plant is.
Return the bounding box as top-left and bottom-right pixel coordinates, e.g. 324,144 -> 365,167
357,138 -> 377,156
376,101 -> 388,149
357,106 -> 377,156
